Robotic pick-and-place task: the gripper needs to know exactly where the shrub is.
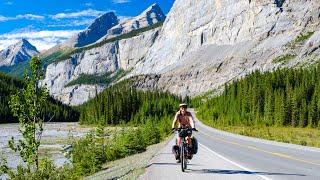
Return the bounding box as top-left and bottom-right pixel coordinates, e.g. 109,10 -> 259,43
141,120 -> 161,146
1,157 -> 77,180
71,131 -> 106,176
272,54 -> 296,64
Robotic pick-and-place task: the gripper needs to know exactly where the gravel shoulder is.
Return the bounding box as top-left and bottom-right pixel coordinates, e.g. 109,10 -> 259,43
86,136 -> 173,180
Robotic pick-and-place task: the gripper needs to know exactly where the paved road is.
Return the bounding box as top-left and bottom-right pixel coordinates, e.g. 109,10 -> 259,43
140,110 -> 320,180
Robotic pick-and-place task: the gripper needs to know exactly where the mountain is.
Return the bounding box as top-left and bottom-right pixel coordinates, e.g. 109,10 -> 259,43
41,3 -> 165,105
63,12 -> 119,48
129,0 -> 320,96
43,0 -> 320,106
0,39 -> 39,67
98,3 -> 165,41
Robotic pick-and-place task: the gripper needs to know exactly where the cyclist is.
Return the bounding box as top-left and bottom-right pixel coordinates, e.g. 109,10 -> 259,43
172,103 -> 196,162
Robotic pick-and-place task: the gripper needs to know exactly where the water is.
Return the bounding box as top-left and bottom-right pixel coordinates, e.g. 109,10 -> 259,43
0,122 -> 92,177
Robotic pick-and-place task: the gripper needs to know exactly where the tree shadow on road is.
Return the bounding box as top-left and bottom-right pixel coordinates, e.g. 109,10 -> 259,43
158,153 -> 174,155
188,169 -> 306,176
145,162 -> 201,168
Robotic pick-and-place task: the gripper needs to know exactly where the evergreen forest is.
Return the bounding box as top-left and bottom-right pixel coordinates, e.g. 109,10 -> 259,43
0,73 -> 79,123
196,64 -> 320,128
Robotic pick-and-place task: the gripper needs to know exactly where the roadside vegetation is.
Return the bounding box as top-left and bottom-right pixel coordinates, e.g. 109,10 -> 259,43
212,125 -> 320,147
194,63 -> 320,147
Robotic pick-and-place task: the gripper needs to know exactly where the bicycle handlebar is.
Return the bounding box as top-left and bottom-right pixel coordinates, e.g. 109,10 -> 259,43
172,127 -> 198,132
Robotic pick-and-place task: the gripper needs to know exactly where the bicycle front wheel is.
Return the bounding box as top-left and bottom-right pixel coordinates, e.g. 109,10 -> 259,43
181,144 -> 185,172
183,146 -> 187,170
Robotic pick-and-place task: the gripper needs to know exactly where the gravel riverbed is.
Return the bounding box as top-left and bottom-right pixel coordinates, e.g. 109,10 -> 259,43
0,123 -> 93,171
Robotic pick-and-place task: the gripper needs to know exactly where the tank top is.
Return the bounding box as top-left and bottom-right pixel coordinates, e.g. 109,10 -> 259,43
177,111 -> 192,128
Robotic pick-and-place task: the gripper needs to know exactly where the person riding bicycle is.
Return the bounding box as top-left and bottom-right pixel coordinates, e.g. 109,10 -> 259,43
172,103 -> 197,162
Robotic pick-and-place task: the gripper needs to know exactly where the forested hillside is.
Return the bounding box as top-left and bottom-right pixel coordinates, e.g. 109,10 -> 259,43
0,73 -> 79,123
78,80 -> 180,126
197,64 -> 320,128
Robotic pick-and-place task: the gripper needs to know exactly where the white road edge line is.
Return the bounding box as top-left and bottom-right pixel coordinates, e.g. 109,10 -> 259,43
199,143 -> 272,180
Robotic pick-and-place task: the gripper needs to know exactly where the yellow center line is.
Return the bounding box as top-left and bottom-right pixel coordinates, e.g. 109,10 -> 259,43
199,130 -> 320,166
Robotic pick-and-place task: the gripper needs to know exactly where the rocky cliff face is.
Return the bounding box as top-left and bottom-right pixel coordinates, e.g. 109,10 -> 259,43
118,28 -> 160,70
44,0 -> 320,105
0,39 -> 39,66
42,4 -> 163,105
130,0 -> 320,96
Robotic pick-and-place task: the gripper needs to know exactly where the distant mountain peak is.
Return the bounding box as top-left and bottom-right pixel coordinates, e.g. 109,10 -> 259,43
99,3 -> 165,40
0,39 -> 39,66
143,3 -> 164,15
62,11 -> 119,48
17,38 -> 38,50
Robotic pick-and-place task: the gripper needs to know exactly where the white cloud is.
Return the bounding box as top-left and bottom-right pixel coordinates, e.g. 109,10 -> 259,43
119,16 -> 132,21
47,19 -> 93,27
0,15 -> 14,22
50,9 -> 106,19
0,14 -> 44,22
112,0 -> 131,4
0,30 -> 81,51
85,2 -> 93,7
4,1 -> 13,5
16,14 -> 44,20
0,39 -> 19,50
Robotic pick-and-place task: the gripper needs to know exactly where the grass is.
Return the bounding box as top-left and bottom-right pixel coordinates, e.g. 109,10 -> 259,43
40,49 -> 73,68
293,31 -> 314,44
272,54 -> 296,64
200,118 -> 320,148
65,69 -> 128,87
286,31 -> 315,49
65,72 -> 113,87
41,138 -> 72,145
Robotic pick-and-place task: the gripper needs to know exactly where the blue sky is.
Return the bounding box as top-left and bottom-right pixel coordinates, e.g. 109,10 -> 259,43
0,0 -> 175,51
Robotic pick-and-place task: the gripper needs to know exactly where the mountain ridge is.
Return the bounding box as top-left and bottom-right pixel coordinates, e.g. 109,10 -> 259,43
98,3 -> 165,41
0,39 -> 39,67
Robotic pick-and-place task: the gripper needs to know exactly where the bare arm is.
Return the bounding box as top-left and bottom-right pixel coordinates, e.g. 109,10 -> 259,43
172,112 -> 179,129
189,113 -> 195,129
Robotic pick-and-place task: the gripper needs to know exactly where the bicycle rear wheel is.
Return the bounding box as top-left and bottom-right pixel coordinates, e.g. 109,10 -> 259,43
183,146 -> 187,170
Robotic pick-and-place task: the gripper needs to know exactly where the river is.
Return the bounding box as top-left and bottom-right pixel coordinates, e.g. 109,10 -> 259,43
0,122 -> 93,178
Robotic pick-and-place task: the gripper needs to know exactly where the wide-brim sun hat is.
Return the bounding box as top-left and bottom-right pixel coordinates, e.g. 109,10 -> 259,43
179,103 -> 188,108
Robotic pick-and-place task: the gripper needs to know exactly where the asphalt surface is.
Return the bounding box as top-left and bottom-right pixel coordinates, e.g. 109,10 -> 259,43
140,110 -> 320,180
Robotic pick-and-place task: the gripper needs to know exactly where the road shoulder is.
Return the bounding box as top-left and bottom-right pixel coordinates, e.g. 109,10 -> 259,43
86,136 -> 173,180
